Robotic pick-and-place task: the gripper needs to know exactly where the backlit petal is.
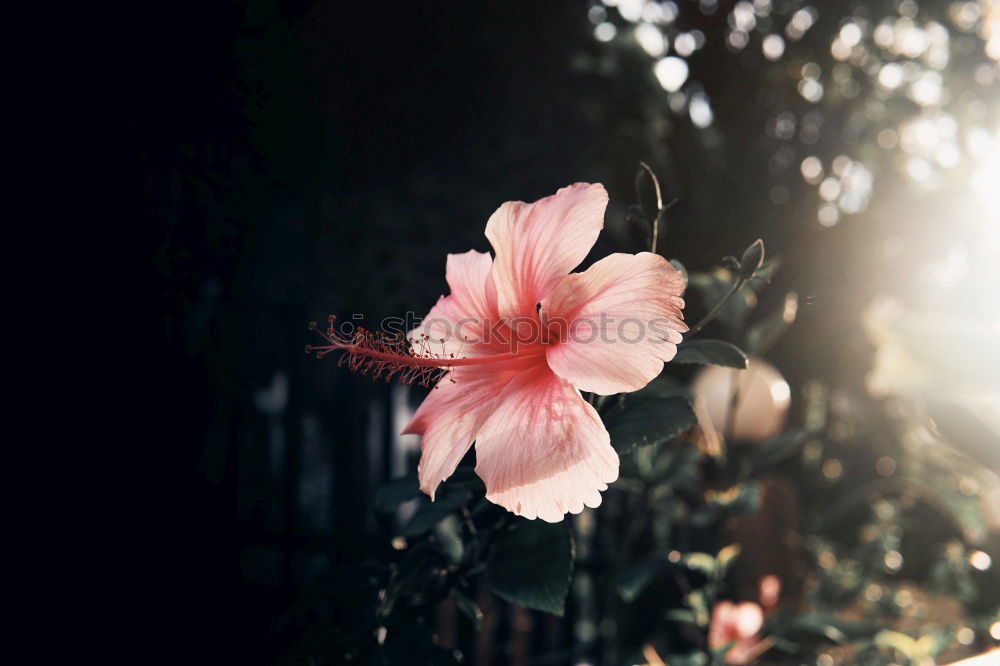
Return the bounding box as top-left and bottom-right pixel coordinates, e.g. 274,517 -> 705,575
474,364 -> 619,522
541,252 -> 687,395
485,183 -> 607,319
410,250 -> 503,357
402,357 -> 538,499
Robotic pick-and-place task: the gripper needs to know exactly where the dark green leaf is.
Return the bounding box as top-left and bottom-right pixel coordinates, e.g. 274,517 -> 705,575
669,258 -> 688,290
453,589 -> 483,629
752,429 -> 813,468
375,474 -> 421,513
398,492 -> 468,537
664,609 -> 698,624
488,520 -> 574,616
434,515 -> 464,564
690,482 -> 761,526
689,271 -> 758,329
684,589 -> 711,626
635,374 -> 691,400
383,543 -> 450,615
674,339 -> 748,368
739,239 -> 765,280
613,558 -> 663,602
656,444 -> 702,489
441,465 -> 487,494
681,545 -> 740,579
382,617 -> 461,665
767,611 -> 880,645
605,396 -> 698,455
711,643 -> 736,663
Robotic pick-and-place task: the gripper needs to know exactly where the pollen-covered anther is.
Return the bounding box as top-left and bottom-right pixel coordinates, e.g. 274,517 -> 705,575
305,315 -> 489,386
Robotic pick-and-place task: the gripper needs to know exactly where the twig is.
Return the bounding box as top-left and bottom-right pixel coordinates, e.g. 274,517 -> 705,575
687,277 -> 747,337
638,162 -> 663,254
636,162 -> 677,255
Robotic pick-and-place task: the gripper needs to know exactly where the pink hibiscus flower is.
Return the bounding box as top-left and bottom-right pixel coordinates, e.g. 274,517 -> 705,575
309,183 -> 687,522
708,601 -> 766,664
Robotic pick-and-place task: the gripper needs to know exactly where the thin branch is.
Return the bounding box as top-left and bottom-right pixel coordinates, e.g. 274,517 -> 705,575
687,278 -> 747,337
637,161 -> 664,254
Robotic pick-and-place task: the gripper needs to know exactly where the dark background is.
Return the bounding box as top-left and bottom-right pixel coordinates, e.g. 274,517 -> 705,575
136,1 -> 895,661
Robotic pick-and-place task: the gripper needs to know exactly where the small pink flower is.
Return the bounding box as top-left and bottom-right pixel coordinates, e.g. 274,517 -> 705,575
309,183 -> 687,521
708,601 -> 765,665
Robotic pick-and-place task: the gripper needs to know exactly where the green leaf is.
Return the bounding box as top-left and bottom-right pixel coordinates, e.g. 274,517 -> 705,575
714,482 -> 760,514
767,611 -> 880,644
398,492 -> 468,537
383,543 -> 450,615
453,589 -> 483,629
738,239 -> 765,280
440,465 -> 487,494
679,545 -> 740,580
382,617 -> 462,665
682,552 -> 717,576
669,258 -> 688,290
656,444 -> 702,489
689,270 -> 757,329
711,643 -> 737,663
753,429 -> 812,468
874,630 -> 919,659
684,589 -> 711,627
665,608 -> 698,624
434,515 -> 465,564
613,558 -> 663,602
917,629 -> 952,658
375,474 -> 421,513
690,483 -> 761,526
488,519 -> 574,616
673,339 -> 748,369
716,544 -> 742,574
604,396 -> 698,455
635,374 -> 690,400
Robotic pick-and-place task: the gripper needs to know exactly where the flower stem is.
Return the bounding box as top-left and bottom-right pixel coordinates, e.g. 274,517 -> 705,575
687,277 -> 747,336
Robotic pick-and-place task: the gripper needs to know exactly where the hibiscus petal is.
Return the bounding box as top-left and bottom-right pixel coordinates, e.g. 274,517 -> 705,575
734,602 -> 764,638
485,183 -> 607,319
541,252 -> 687,395
409,250 -> 502,357
709,601 -> 741,647
474,365 -> 619,522
402,358 -> 536,499
443,249 -> 497,321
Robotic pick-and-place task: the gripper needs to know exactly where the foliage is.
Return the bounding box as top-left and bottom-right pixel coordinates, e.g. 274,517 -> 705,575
286,186 -> 798,663
283,177 -> 1000,664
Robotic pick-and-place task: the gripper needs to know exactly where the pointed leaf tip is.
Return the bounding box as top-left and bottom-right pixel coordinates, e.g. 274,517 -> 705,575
605,396 -> 698,455
673,339 -> 749,369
